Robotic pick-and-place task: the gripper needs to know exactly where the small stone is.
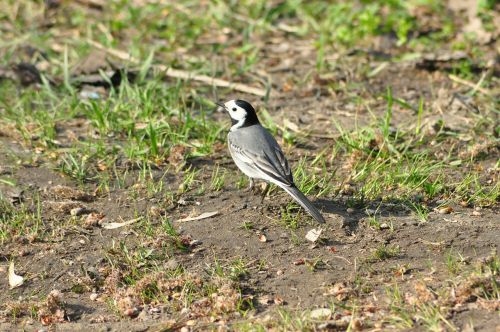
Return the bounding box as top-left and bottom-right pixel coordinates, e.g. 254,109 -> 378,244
346,208 -> 355,214
123,307 -> 139,318
70,207 -> 87,216
150,307 -> 161,313
310,308 -> 332,319
276,269 -> 284,276
365,209 -> 376,215
177,198 -> 188,206
90,293 -> 98,301
436,206 -> 453,214
380,223 -> 390,229
472,210 -> 481,216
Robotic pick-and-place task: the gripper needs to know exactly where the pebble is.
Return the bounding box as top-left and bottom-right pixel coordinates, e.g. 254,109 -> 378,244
310,308 -> 332,319
70,207 -> 87,216
380,223 -> 390,230
346,208 -> 355,214
437,206 -> 453,214
365,209 -> 376,215
90,293 -> 98,301
123,307 -> 139,318
79,90 -> 101,100
472,211 -> 481,216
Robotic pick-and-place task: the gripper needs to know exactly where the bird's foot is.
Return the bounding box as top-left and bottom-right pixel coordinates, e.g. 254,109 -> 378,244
260,183 -> 270,203
243,178 -> 255,193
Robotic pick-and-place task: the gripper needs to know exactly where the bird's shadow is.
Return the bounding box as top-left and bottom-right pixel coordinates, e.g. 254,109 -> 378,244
315,197 -> 413,235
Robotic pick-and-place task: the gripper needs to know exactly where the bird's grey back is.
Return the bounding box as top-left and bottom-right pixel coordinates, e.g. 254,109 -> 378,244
228,125 -> 293,185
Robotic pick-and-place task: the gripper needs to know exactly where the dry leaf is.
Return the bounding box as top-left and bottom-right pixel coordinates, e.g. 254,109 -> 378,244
293,259 -> 305,266
328,246 -> 337,253
102,217 -> 141,229
305,228 -> 322,242
257,295 -> 272,305
414,281 -> 436,303
176,211 -> 219,222
167,145 -> 187,168
327,282 -> 352,301
9,261 -> 24,289
84,212 -> 105,228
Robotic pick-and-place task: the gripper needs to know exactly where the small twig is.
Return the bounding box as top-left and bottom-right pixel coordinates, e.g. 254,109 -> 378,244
448,74 -> 491,96
53,269 -> 69,282
471,70 -> 491,96
331,255 -> 352,265
418,238 -> 445,246
176,211 -> 219,223
87,40 -> 269,97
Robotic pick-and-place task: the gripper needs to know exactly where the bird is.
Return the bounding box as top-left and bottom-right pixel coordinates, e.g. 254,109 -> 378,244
216,99 -> 325,223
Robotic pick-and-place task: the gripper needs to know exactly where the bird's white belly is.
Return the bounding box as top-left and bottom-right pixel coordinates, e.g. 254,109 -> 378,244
231,153 -> 263,179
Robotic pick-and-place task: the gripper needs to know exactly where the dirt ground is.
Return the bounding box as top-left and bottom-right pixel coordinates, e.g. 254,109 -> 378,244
1,1 -> 499,331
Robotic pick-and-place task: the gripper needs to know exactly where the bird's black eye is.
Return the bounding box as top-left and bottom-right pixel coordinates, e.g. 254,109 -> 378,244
232,107 -> 237,111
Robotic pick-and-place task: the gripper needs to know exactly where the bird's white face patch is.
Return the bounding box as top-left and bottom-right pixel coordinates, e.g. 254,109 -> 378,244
224,100 -> 248,131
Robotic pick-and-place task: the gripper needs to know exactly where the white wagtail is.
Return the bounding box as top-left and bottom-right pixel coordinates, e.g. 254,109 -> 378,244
216,99 -> 325,223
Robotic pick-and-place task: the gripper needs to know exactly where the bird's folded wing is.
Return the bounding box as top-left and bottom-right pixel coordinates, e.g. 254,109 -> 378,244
230,142 -> 293,187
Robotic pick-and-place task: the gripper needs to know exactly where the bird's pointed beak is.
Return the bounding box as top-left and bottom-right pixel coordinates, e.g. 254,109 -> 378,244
215,101 -> 226,113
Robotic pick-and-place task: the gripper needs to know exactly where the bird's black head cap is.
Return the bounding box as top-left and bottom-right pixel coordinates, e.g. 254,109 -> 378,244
235,99 -> 259,128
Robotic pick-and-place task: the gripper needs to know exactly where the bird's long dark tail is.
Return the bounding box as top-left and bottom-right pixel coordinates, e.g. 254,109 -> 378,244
282,185 -> 325,223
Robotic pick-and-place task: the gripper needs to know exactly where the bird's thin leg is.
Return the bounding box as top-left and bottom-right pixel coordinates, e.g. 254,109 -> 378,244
260,183 -> 270,203
244,178 -> 255,192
